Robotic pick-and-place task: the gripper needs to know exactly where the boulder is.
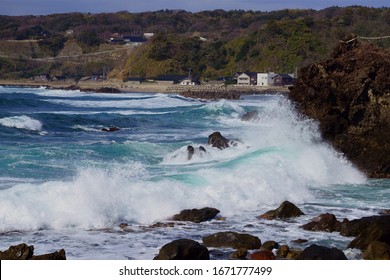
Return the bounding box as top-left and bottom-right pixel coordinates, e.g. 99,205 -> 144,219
260,240 -> 279,251
248,250 -> 276,260
363,241 -> 390,260
186,145 -> 207,160
341,215 -> 390,237
259,201 -> 304,220
202,231 -> 261,250
207,132 -> 230,149
153,239 -> 209,260
301,213 -> 342,232
172,207 -> 220,223
296,244 -> 347,260
229,248 -> 248,259
348,219 -> 390,250
0,243 -> 66,260
288,36 -> 390,178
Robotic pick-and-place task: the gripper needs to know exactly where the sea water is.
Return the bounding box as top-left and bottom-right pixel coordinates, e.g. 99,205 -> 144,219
0,86 -> 389,259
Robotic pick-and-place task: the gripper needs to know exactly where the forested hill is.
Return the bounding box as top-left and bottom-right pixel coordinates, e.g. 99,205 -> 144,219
0,7 -> 389,80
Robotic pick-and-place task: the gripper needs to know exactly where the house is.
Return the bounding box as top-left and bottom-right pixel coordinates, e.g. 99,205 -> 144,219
237,72 -> 257,86
155,75 -> 188,84
273,74 -> 295,86
122,36 -> 147,45
257,72 -> 277,86
180,77 -> 200,85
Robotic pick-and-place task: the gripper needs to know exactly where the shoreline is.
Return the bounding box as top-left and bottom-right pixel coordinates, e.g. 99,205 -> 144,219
0,78 -> 289,99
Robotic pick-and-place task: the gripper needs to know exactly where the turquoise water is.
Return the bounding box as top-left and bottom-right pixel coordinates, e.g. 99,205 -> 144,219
0,86 -> 388,259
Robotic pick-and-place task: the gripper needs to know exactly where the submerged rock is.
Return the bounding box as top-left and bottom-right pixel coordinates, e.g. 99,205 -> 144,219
172,207 -> 220,223
101,126 -> 120,132
207,131 -> 230,149
202,231 -> 261,250
289,36 -> 390,178
153,239 -> 209,260
259,201 -> 304,220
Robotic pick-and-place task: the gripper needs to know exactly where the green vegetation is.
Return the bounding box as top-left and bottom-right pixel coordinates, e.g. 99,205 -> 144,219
0,7 -> 389,80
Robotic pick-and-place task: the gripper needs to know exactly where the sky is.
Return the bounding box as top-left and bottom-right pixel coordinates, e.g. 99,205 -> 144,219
0,0 -> 388,16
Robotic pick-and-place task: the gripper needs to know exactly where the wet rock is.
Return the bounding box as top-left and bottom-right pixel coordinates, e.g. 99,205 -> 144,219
296,244 -> 347,260
363,241 -> 390,260
260,241 -> 279,251
341,215 -> 390,237
248,250 -> 276,260
276,245 -> 290,258
348,219 -> 390,250
292,239 -> 308,244
207,132 -> 230,149
301,213 -> 342,232
186,145 -> 207,160
172,207 -> 220,223
101,126 -> 120,132
289,37 -> 390,178
0,243 -> 66,260
241,110 -> 259,121
229,248 -> 248,259
258,201 -> 304,220
153,239 -> 209,260
202,231 -> 261,250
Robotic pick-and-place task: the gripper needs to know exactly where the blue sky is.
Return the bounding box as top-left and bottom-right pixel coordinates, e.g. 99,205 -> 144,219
0,0 -> 388,16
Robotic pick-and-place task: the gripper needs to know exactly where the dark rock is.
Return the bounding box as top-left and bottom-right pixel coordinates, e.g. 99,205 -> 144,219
289,38 -> 390,178
292,239 -> 308,244
248,250 -> 276,260
229,248 -> 248,259
207,132 -> 230,149
301,213 -> 342,232
241,110 -> 259,121
258,201 -> 304,220
202,231 -> 261,250
341,215 -> 390,237
31,249 -> 66,260
363,241 -> 390,260
276,245 -> 290,258
187,145 -> 207,160
153,239 -> 209,260
348,219 -> 390,250
187,145 -> 195,160
102,126 -> 120,132
260,241 -> 279,251
296,244 -> 348,260
0,243 -> 66,260
172,207 -> 220,223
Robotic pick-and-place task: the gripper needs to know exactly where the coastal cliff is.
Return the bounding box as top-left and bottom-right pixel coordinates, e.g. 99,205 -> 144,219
289,36 -> 390,178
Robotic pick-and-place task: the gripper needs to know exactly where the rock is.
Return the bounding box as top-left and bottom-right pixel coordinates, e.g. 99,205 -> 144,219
296,244 -> 348,260
348,219 -> 390,250
187,145 -> 195,160
241,110 -> 259,121
31,249 -> 66,260
258,201 -> 304,220
292,239 -> 308,244
288,37 -> 390,178
202,231 -> 261,250
102,126 -> 120,132
301,213 -> 342,232
207,132 -> 230,149
363,241 -> 390,260
0,243 -> 66,260
229,248 -> 248,259
341,215 -> 390,237
379,209 -> 390,215
276,245 -> 290,258
248,250 -> 276,260
172,207 -> 220,223
260,240 -> 279,251
186,145 -> 207,160
153,239 -> 209,260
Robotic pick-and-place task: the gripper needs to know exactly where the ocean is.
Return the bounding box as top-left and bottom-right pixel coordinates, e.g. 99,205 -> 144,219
0,86 -> 389,260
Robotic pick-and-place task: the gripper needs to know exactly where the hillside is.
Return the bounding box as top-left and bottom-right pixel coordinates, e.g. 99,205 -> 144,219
0,7 -> 389,80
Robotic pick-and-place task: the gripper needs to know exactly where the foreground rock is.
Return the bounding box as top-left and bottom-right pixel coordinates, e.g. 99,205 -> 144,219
296,244 -> 347,260
363,241 -> 390,260
289,36 -> 390,178
348,217 -> 390,250
172,207 -> 220,223
202,232 -> 261,250
301,213 -> 343,232
154,239 -> 209,260
259,201 -> 304,220
0,243 -> 66,260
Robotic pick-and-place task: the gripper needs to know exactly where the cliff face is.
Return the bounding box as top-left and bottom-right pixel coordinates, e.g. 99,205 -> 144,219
289,37 -> 390,178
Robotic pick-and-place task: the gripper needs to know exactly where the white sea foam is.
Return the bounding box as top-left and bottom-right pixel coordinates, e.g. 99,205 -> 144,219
0,115 -> 43,132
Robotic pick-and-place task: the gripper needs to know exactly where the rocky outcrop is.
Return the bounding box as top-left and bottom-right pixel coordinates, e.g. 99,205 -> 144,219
207,132 -> 230,149
172,207 -> 220,223
348,217 -> 390,250
296,244 -> 347,260
0,243 -> 66,260
288,36 -> 390,178
153,239 -> 209,260
202,231 -> 261,250
363,241 -> 390,260
258,201 -> 304,220
301,213 -> 343,232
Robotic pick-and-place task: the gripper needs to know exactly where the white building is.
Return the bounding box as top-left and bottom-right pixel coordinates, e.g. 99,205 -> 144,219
257,72 -> 277,86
